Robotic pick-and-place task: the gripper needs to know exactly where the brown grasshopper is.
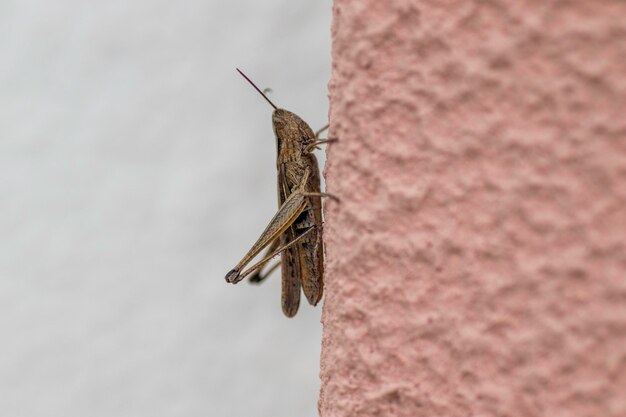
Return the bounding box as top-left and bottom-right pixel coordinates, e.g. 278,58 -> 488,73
225,68 -> 335,317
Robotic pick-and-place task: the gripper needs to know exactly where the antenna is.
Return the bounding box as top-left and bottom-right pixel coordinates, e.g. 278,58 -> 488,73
236,68 -> 278,110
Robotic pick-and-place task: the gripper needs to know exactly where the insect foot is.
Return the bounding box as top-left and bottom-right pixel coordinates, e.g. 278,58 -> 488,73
225,269 -> 240,283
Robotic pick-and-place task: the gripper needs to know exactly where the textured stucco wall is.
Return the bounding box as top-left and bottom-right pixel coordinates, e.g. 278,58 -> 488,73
320,1 -> 626,416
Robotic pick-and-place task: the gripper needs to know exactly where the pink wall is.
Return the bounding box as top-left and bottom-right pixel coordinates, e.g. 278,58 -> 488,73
320,1 -> 626,416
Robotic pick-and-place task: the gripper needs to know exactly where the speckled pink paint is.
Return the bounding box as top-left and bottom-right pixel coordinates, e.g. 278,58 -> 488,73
320,1 -> 626,416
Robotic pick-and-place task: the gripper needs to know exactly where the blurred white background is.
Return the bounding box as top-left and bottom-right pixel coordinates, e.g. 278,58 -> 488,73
0,1 -> 331,416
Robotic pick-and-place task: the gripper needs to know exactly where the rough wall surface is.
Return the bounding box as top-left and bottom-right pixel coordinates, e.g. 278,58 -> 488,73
320,1 -> 626,416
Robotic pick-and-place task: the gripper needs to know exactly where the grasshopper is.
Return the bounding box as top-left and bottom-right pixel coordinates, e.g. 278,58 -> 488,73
225,69 -> 335,317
